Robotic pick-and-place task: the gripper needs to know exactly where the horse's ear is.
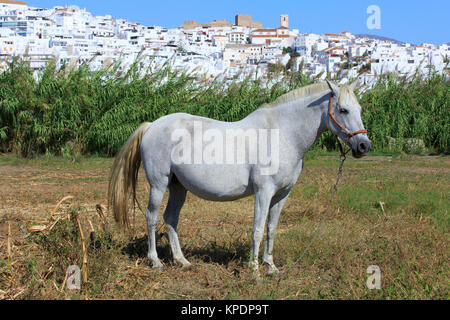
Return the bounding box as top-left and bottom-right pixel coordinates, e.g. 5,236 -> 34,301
326,80 -> 340,96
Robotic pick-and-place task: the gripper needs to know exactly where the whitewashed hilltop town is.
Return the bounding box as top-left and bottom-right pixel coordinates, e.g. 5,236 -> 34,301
0,0 -> 449,85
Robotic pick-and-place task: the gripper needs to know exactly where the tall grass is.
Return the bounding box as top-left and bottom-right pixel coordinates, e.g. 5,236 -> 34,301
0,58 -> 448,157
360,73 -> 449,153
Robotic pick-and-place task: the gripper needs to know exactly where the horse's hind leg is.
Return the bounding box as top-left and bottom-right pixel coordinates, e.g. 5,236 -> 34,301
146,179 -> 169,270
263,190 -> 290,276
163,178 -> 191,269
249,186 -> 275,281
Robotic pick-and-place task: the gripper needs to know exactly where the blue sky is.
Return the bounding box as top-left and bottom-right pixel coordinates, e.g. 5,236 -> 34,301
26,0 -> 449,45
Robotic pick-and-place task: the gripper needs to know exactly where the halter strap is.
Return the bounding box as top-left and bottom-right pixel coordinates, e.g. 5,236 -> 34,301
328,94 -> 367,145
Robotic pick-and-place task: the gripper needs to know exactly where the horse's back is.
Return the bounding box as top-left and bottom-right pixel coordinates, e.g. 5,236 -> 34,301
140,113 -> 255,200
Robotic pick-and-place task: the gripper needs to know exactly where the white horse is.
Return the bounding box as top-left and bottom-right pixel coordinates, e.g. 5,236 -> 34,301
108,80 -> 371,279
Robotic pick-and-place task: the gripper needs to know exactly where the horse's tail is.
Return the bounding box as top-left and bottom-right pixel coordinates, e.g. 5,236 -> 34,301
108,122 -> 152,229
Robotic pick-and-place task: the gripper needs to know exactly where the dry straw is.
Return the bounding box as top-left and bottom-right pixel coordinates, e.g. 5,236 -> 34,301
75,214 -> 88,284
25,195 -> 93,289
60,272 -> 69,293
7,221 -> 11,259
95,204 -> 107,232
49,196 -> 74,219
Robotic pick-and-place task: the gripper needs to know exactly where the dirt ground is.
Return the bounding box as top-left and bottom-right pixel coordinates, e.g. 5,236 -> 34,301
0,154 -> 448,300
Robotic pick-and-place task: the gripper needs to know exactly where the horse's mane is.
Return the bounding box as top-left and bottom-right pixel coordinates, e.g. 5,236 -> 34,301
338,85 -> 359,107
260,82 -> 331,109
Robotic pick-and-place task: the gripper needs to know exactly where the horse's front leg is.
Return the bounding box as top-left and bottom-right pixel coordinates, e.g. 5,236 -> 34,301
263,190 -> 290,276
249,186 -> 274,282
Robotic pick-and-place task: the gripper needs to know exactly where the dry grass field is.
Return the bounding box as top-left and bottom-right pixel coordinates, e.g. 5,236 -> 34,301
0,153 -> 448,300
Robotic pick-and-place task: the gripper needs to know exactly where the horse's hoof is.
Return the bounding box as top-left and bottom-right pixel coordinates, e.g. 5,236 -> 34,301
151,262 -> 164,272
267,267 -> 279,277
181,262 -> 194,271
181,263 -> 193,271
176,258 -> 193,270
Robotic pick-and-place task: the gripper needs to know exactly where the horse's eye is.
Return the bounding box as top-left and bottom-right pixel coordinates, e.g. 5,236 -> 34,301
340,108 -> 349,114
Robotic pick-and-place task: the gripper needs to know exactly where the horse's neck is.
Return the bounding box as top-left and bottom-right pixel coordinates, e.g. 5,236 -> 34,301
252,91 -> 330,155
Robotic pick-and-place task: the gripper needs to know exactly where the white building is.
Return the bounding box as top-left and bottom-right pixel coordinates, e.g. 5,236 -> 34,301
251,27 -> 290,46
0,1 -> 447,82
293,33 -> 321,58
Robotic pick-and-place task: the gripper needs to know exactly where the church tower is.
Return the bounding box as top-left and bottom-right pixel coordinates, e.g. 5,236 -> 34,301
280,14 -> 289,28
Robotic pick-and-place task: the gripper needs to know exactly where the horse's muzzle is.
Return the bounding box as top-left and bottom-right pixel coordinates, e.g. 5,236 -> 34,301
351,136 -> 371,158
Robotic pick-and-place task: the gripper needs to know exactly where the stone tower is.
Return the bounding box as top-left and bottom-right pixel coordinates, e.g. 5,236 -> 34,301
280,14 -> 289,28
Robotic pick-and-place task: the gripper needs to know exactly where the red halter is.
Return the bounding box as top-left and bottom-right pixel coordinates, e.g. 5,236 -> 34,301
328,94 -> 367,146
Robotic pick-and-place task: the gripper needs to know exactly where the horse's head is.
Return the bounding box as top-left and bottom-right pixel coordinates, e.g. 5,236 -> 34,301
326,80 -> 371,158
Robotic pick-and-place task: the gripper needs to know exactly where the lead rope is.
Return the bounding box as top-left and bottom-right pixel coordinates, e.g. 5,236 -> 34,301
276,136 -> 349,284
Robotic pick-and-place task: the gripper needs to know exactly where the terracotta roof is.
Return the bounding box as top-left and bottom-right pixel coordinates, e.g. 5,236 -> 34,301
252,34 -> 289,38
320,47 -> 344,52
324,33 -> 346,37
253,28 -> 277,32
324,53 -> 341,57
0,0 -> 27,5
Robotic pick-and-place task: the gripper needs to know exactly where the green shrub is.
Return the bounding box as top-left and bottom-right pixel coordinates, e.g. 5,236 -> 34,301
0,58 -> 448,156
